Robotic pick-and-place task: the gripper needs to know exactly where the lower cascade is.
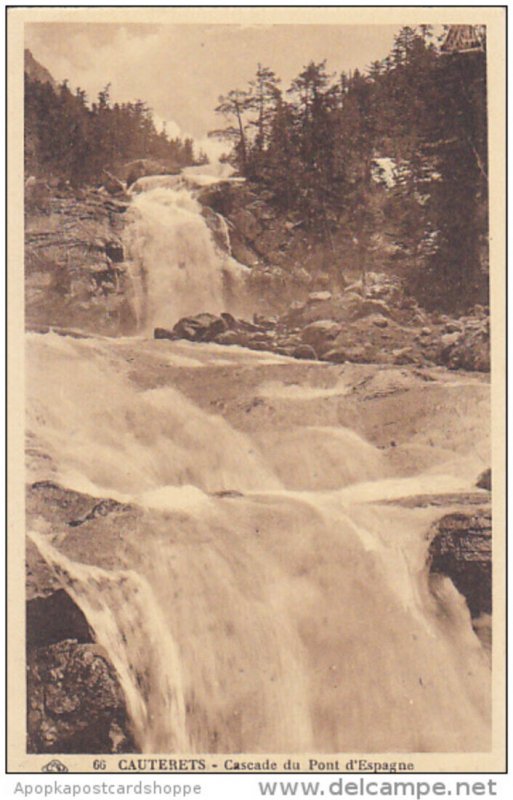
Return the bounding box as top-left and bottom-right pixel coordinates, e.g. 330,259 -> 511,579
26,168 -> 491,755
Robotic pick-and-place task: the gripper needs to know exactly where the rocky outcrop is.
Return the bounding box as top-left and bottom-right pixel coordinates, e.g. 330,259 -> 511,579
25,186 -> 137,336
428,508 -> 491,618
121,159 -> 181,188
26,481 -> 136,754
196,181 -> 348,309
173,312 -> 231,343
160,275 -> 490,372
196,178 -> 490,371
27,639 -> 134,754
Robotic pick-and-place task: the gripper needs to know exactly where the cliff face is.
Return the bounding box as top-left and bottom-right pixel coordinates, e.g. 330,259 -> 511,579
24,49 -> 57,88
25,183 -> 137,336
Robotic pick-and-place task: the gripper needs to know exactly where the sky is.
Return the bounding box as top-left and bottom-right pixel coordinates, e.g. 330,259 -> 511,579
25,23 -> 401,159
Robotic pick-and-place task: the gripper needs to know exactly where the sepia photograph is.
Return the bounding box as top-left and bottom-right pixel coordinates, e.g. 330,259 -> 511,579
6,6 -> 506,774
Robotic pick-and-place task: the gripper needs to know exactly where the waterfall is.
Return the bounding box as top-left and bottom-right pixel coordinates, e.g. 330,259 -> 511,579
123,167 -> 248,332
27,331 -> 491,753
28,530 -> 190,754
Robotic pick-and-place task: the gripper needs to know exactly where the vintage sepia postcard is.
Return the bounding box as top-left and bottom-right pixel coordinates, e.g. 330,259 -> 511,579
6,5 -> 507,775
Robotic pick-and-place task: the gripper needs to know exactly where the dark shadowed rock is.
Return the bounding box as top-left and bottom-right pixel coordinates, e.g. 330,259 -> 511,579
476,468 -> 491,490
293,344 -> 318,360
173,313 -> 229,342
428,509 -> 491,617
220,312 -> 237,328
27,641 -> 135,754
27,589 -> 93,648
105,240 -> 125,263
154,328 -> 179,341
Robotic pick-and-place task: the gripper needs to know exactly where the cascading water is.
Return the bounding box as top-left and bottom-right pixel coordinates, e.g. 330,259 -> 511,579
26,166 -> 492,755
124,165 -> 248,331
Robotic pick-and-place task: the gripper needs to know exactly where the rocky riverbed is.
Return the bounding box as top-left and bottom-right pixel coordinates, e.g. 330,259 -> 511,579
154,279 -> 489,372
24,172 -> 493,755
26,330 -> 492,753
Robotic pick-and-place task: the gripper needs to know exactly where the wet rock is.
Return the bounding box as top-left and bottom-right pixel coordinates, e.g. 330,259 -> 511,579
220,312 -> 238,329
173,313 -> 228,343
428,509 -> 491,618
27,640 -> 135,754
154,327 -> 179,341
293,344 -> 318,360
476,468 -> 491,490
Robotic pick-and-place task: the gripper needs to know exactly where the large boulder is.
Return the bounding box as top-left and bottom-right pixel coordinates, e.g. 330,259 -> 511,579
27,640 -> 134,754
173,313 -> 231,343
154,327 -> 179,341
428,509 -> 491,618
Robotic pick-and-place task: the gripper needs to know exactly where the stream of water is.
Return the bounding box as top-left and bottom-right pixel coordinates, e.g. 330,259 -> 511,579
26,165 -> 491,754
